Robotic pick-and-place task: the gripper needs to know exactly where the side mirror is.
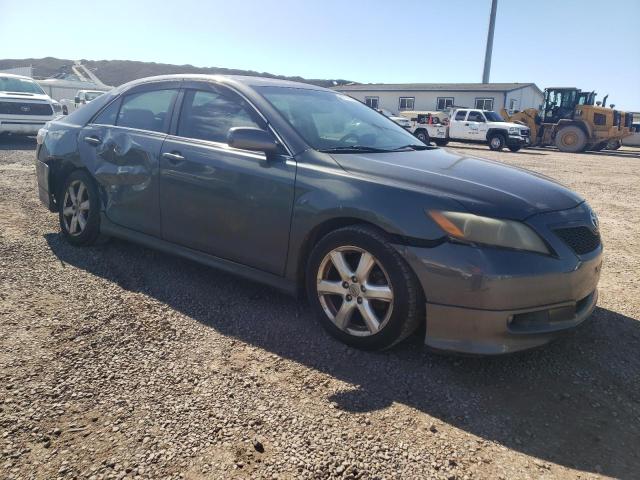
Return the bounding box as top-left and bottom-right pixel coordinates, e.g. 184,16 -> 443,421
74,96 -> 80,104
227,127 -> 279,154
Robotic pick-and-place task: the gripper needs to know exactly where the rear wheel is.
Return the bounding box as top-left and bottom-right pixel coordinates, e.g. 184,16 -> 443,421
414,129 -> 430,144
488,133 -> 506,151
58,170 -> 102,246
555,125 -> 587,153
306,225 -> 423,350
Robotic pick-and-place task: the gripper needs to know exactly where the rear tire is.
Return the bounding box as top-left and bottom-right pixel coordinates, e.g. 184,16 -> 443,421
555,125 -> 587,153
414,129 -> 430,145
58,170 -> 102,246
488,133 -> 506,151
306,225 -> 424,350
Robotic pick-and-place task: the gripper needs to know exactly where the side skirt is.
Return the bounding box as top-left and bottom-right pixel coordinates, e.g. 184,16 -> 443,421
100,214 -> 298,296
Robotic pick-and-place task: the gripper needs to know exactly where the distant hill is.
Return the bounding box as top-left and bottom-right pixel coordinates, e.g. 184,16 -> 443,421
0,57 -> 355,88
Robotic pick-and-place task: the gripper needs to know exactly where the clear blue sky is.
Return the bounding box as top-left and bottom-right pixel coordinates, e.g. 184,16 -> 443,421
1,0 -> 639,110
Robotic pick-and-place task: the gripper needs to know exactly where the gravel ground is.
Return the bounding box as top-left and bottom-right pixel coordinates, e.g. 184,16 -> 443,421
1,137 -> 639,480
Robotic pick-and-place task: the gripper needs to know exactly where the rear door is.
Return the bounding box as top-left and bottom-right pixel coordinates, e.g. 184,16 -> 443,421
159,83 -> 296,275
448,110 -> 469,139
78,82 -> 180,237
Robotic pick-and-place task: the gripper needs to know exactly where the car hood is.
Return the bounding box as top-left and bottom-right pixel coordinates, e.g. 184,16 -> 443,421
488,121 -> 526,129
0,91 -> 52,102
329,148 -> 582,220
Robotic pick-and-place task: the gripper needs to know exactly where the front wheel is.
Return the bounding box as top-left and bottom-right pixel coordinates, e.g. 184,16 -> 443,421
508,145 -> 522,152
58,170 -> 102,246
306,225 -> 423,350
488,134 -> 506,151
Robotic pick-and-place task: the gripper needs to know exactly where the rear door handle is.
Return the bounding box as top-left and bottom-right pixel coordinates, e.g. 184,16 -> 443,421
84,135 -> 101,146
162,151 -> 185,164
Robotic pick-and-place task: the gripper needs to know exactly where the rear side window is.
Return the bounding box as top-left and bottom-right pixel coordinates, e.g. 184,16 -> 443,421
117,89 -> 177,133
455,110 -> 467,121
93,99 -> 120,125
177,90 -> 262,143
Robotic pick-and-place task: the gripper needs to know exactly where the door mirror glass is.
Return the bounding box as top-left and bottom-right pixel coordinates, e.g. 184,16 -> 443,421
227,127 -> 279,153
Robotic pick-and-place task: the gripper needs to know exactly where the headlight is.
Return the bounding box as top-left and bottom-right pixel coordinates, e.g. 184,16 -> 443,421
52,102 -> 62,113
428,210 -> 549,254
508,127 -> 520,134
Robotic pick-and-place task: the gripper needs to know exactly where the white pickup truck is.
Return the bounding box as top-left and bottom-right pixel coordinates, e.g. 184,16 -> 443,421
401,108 -> 531,151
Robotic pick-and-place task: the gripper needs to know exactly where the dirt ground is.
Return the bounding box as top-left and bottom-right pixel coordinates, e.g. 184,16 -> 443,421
1,137 -> 639,480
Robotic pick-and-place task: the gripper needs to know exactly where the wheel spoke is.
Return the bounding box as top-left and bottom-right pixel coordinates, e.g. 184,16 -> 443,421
63,206 -> 74,216
70,214 -> 79,234
329,251 -> 353,281
317,279 -> 345,296
77,213 -> 87,231
355,251 -> 375,282
357,300 -> 381,334
76,183 -> 85,204
333,300 -> 356,330
79,200 -> 90,211
363,284 -> 393,302
67,186 -> 77,205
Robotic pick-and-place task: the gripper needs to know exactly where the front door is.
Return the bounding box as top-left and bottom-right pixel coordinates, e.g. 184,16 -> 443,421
159,86 -> 296,275
78,84 -> 179,237
466,110 -> 487,141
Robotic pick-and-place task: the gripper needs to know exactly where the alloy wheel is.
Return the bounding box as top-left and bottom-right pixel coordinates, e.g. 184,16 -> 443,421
62,180 -> 90,236
316,246 -> 394,337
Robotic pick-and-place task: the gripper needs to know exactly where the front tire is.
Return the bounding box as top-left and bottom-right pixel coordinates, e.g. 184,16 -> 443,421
555,125 -> 587,153
508,145 -> 522,152
306,225 -> 423,350
488,133 -> 506,151
58,170 -> 102,246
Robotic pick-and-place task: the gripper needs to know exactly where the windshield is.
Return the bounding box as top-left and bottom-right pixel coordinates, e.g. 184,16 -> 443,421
484,111 -> 504,122
0,76 -> 45,94
258,86 -> 423,151
85,91 -> 103,101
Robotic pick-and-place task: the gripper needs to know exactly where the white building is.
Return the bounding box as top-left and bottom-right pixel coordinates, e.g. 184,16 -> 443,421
334,82 -> 543,114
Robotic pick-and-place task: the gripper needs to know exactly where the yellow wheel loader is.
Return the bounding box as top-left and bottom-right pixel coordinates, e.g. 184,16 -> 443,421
501,88 -> 632,152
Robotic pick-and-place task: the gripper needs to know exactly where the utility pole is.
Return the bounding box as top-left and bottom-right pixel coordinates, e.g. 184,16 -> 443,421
482,0 -> 498,84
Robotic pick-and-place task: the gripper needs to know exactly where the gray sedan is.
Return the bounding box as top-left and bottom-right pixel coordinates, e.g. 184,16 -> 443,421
35,75 -> 602,354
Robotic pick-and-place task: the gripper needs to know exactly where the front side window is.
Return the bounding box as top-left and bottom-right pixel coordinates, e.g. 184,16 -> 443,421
177,89 -> 263,144
484,111 -> 504,122
364,96 -> 379,109
474,98 -> 494,110
93,98 -> 120,125
258,86 -> 422,151
0,76 -> 45,94
436,97 -> 454,111
398,97 -> 415,110
117,89 -> 178,133
454,110 -> 467,121
467,111 -> 485,122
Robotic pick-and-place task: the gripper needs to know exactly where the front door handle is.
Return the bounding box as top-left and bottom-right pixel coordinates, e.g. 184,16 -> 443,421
162,151 -> 185,164
84,135 -> 101,146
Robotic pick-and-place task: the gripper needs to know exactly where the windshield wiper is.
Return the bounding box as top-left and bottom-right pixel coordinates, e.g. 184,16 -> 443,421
318,145 -> 394,153
390,144 -> 431,151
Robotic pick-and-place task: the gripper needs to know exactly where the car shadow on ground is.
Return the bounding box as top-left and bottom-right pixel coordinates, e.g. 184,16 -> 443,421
0,135 -> 37,151
45,234 -> 640,478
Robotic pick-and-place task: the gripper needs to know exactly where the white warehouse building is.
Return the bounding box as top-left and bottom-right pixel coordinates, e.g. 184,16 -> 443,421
334,82 -> 543,115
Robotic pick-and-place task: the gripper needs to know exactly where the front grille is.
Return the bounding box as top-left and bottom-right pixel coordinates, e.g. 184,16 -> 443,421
0,101 -> 53,116
554,226 -> 601,255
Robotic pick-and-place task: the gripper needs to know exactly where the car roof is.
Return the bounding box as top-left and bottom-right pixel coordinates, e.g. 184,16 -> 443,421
117,74 -> 332,93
